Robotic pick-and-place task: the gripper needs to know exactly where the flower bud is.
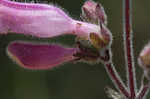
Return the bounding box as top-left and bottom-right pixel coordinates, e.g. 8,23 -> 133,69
81,0 -> 107,25
138,43 -> 150,79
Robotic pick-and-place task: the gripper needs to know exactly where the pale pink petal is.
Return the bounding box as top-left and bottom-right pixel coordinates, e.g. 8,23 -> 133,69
7,41 -> 78,69
72,20 -> 100,39
0,0 -> 74,37
0,0 -> 100,39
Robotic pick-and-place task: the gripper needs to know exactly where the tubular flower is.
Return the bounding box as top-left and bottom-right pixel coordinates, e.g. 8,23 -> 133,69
0,0 -> 100,38
0,0 -> 112,69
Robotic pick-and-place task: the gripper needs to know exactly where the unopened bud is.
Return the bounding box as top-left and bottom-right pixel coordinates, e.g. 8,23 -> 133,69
81,0 -> 107,25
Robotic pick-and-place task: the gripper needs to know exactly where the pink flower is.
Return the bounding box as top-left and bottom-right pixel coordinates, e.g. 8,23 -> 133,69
0,0 -> 100,39
0,0 -> 112,69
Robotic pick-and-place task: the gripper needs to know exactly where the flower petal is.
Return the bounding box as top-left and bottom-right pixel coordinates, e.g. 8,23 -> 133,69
0,0 -> 102,41
0,0 -> 100,38
7,41 -> 78,69
0,0 -> 74,37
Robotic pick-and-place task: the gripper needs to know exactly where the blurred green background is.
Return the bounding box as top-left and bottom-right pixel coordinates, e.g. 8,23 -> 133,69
1,0 -> 150,99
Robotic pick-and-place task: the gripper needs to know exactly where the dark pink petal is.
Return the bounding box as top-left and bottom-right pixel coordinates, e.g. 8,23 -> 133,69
7,41 -> 78,69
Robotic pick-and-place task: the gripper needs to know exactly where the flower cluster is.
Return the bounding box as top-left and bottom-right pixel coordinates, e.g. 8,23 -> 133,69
0,0 -> 112,69
2,0 -> 150,98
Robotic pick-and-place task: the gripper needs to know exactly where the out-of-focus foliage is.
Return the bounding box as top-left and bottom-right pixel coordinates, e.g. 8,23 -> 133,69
0,0 -> 150,99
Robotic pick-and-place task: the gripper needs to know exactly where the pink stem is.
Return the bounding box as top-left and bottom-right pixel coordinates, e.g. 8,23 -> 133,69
105,63 -> 130,98
123,0 -> 136,98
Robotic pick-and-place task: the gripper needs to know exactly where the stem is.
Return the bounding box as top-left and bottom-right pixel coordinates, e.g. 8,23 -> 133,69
137,83 -> 150,99
105,62 -> 130,98
123,0 -> 136,98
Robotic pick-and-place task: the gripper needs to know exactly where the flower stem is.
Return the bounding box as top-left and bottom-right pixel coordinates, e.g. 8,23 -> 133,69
123,0 -> 137,98
105,62 -> 130,98
137,83 -> 150,99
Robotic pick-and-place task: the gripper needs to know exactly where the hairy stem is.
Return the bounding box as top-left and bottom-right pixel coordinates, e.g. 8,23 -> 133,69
123,0 -> 137,98
137,83 -> 150,99
105,62 -> 130,98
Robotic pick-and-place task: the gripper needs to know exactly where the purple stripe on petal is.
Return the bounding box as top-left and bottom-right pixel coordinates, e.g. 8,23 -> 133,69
7,41 -> 78,69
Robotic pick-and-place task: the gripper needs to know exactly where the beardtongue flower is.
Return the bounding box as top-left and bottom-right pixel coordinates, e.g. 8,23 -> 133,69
7,41 -> 78,69
0,0 -> 100,39
0,0 -> 112,69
